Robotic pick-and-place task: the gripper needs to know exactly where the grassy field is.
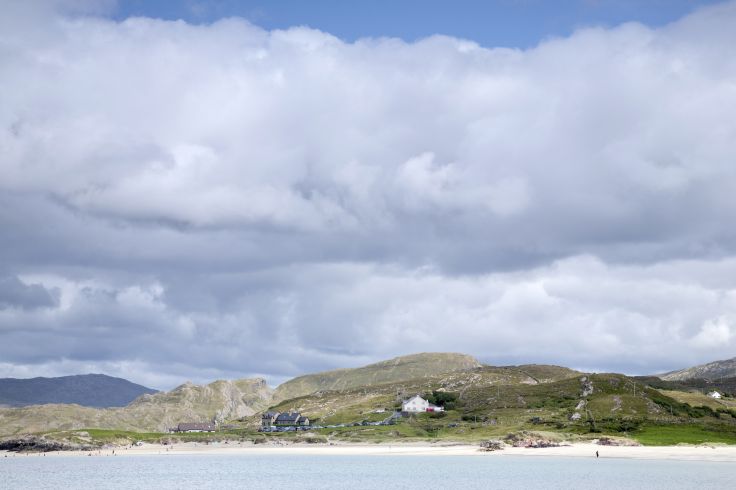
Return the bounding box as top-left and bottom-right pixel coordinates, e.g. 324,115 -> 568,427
658,390 -> 736,410
632,424 -> 736,446
41,428 -> 266,447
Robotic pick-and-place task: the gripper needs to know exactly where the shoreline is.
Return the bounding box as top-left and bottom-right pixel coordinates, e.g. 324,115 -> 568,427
4,442 -> 736,462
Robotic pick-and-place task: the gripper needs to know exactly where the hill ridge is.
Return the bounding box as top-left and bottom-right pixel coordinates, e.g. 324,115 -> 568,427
0,377 -> 272,436
272,352 -> 482,402
0,373 -> 157,408
661,356 -> 736,381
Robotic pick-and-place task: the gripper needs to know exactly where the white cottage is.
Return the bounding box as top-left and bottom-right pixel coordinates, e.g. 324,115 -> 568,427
708,391 -> 722,399
402,395 -> 429,413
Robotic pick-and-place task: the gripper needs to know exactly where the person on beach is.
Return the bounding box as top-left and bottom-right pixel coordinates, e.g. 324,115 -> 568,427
596,451 -> 599,458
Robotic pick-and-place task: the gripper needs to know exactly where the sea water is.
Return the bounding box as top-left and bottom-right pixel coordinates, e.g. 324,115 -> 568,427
0,453 -> 732,489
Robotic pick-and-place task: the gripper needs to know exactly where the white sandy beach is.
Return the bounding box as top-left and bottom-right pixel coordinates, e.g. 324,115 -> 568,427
5,442 -> 736,462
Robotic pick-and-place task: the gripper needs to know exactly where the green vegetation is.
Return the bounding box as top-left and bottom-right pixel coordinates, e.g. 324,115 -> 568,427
633,424 -> 736,446
637,375 -> 736,398
257,369 -> 736,446
423,390 -> 458,409
657,389 -> 736,410
82,429 -> 164,442
4,353 -> 736,448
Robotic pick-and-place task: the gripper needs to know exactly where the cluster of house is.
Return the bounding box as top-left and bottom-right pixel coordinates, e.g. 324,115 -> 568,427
401,395 -> 445,413
261,411 -> 310,428
257,396 -> 442,431
170,422 -> 216,433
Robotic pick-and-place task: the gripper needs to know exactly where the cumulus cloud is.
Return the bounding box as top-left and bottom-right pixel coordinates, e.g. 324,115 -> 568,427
3,256 -> 736,388
1,1 -> 736,387
690,317 -> 735,349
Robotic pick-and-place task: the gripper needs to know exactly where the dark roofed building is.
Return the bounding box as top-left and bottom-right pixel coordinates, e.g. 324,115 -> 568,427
261,411 -> 280,428
275,412 -> 299,425
274,411 -> 310,426
176,422 -> 216,432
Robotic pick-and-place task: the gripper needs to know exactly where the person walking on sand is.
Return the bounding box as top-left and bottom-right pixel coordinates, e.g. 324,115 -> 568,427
596,451 -> 599,458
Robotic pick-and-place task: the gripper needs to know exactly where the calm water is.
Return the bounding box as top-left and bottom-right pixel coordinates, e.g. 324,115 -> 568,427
1,454 -> 733,489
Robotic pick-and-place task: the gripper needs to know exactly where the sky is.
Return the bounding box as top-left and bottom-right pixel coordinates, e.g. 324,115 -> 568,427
1,0 -> 736,390
110,0 -> 726,48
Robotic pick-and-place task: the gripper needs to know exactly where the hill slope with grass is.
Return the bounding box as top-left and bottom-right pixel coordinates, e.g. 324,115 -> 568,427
267,364 -> 582,426
5,353 -> 736,447
264,369 -> 736,446
0,374 -> 157,408
272,353 -> 483,402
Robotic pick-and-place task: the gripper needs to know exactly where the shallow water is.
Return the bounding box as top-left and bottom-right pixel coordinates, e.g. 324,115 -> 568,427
1,453 -> 732,489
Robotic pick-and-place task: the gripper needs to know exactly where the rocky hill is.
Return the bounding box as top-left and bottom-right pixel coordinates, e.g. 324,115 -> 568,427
0,378 -> 272,436
272,353 -> 483,402
4,353 -> 736,446
0,374 -> 157,408
268,364 -> 581,426
660,357 -> 736,381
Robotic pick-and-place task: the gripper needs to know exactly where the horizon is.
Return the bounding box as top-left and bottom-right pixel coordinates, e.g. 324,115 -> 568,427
2,0 -> 736,391
0,349 -> 725,393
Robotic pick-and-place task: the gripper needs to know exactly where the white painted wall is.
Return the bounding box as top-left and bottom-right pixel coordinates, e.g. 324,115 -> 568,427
402,395 -> 429,413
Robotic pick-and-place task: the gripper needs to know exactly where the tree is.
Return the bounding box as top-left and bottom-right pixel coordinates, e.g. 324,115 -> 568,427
423,390 -> 458,409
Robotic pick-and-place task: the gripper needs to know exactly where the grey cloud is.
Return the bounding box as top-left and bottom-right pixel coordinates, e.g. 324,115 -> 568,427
3,256 -> 736,388
0,275 -> 58,310
1,2 -> 736,387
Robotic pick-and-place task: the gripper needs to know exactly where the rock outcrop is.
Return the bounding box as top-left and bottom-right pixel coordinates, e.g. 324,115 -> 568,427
0,378 -> 272,436
661,357 -> 736,381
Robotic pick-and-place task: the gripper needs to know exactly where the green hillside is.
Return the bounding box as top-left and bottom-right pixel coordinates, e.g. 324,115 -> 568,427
4,353 -> 736,447
272,352 -> 483,402
266,364 -> 581,426
262,370 -> 736,446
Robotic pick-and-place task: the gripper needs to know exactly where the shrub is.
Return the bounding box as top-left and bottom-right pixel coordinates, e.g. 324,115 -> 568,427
424,391 -> 458,407
461,414 -> 486,422
596,418 -> 642,433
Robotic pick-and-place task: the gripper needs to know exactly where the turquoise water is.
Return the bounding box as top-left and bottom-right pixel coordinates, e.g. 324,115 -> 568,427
1,454 -> 732,489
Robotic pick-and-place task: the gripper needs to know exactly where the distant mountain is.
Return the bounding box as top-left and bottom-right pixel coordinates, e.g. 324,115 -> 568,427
0,378 -> 272,436
0,374 -> 157,408
272,352 -> 483,402
660,356 -> 736,381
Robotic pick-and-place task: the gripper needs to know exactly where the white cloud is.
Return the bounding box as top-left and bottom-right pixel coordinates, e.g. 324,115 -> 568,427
2,2 -> 735,235
2,2 -> 736,385
395,152 -> 530,215
5,255 -> 736,387
690,317 -> 734,349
